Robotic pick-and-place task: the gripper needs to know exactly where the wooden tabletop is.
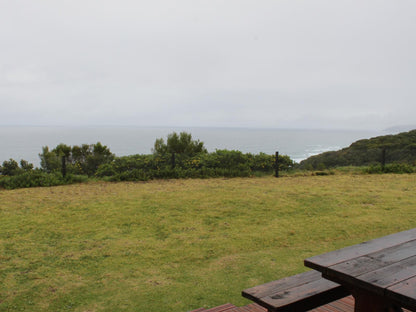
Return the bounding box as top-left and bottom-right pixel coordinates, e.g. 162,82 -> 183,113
304,228 -> 416,311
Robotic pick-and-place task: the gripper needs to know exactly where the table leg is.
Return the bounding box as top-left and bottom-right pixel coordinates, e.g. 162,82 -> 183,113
352,289 -> 403,312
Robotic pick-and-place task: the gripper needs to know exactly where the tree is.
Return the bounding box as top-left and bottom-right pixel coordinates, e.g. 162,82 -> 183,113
0,159 -> 20,176
20,159 -> 34,171
39,142 -> 115,176
152,132 -> 207,156
39,146 -> 61,173
83,142 -> 115,176
0,159 -> 33,176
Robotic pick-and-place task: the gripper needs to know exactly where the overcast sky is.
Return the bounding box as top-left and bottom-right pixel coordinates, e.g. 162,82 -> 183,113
1,0 -> 415,130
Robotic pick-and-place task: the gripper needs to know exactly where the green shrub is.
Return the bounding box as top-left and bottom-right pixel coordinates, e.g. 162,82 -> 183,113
314,170 -> 335,176
1,134 -> 297,188
200,150 -> 250,170
0,171 -> 89,190
365,163 -> 414,174
0,158 -> 34,176
116,169 -> 150,181
0,159 -> 21,176
20,159 -> 34,171
93,149 -> 293,182
65,174 -> 89,184
39,142 -> 114,176
95,163 -> 117,177
153,132 -> 207,156
0,171 -> 64,189
300,129 -> 416,169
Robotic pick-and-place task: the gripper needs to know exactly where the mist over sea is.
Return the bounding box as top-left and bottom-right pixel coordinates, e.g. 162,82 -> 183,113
0,126 -> 385,167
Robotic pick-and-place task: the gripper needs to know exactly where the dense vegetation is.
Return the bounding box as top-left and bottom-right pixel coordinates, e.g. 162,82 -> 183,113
96,150 -> 293,182
2,130 -> 416,189
299,129 -> 416,170
39,142 -> 115,176
1,175 -> 416,311
152,131 -> 207,156
0,132 -> 294,189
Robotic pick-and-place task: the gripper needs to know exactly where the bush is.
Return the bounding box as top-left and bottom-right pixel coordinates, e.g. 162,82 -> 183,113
365,163 -> 415,174
94,149 -> 294,182
20,159 -> 34,171
299,130 -> 416,169
200,150 -> 250,171
0,171 -> 89,190
65,174 -> 90,184
115,169 -> 150,181
106,166 -> 253,182
153,132 -> 207,156
314,170 -> 335,176
0,171 -> 63,189
0,159 -> 35,176
39,142 -> 114,176
1,137 -> 296,187
0,159 -> 21,176
95,163 -> 117,177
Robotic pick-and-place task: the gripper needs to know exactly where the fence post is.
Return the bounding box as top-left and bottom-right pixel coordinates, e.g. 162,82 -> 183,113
61,156 -> 66,177
275,151 -> 279,178
171,152 -> 176,169
381,148 -> 386,168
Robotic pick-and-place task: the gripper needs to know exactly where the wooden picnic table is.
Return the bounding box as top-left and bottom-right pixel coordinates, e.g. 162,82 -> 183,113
304,228 -> 416,312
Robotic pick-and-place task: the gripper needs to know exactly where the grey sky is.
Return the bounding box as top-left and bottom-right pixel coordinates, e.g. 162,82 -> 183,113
1,0 -> 415,130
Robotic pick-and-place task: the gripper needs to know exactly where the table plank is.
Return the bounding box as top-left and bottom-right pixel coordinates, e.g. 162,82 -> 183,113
354,255 -> 416,295
242,270 -> 322,300
258,277 -> 345,312
305,228 -> 416,271
387,275 -> 416,310
304,228 -> 416,310
325,239 -> 416,279
321,255 -> 416,301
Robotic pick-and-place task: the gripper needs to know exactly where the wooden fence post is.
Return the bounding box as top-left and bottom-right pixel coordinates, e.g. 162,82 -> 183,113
275,151 -> 279,178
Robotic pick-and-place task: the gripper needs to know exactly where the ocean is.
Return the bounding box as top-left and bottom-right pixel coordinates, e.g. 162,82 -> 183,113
0,126 -> 384,167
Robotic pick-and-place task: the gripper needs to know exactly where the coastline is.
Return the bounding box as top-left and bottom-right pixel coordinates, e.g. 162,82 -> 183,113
0,126 -> 384,167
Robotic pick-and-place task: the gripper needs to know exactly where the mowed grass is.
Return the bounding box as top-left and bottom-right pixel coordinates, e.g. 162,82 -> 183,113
1,174 -> 416,311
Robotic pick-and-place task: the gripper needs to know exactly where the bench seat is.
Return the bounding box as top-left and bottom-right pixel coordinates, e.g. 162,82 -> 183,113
242,270 -> 350,312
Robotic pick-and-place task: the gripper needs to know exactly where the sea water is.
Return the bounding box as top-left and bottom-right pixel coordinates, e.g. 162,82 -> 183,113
0,126 -> 384,167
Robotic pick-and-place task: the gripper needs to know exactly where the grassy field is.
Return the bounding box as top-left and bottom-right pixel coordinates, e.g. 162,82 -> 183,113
1,174 -> 416,311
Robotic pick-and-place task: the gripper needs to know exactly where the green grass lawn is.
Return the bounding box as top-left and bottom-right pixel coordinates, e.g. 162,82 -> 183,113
1,174 -> 416,311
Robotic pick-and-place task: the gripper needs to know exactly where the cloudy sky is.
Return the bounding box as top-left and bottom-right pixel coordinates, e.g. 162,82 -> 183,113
1,0 -> 415,130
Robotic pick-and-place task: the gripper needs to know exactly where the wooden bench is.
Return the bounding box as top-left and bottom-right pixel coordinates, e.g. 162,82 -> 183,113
242,270 -> 350,312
